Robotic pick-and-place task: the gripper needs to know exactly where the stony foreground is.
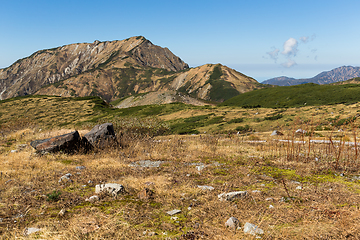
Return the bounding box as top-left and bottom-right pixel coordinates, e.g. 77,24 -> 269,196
1,128 -> 360,239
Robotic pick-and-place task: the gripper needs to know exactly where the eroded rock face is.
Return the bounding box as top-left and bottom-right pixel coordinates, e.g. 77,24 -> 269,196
0,36 -> 189,100
30,131 -> 82,153
83,123 -> 117,148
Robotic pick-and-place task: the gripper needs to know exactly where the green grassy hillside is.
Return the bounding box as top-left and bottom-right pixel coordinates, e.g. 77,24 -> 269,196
221,83 -> 360,108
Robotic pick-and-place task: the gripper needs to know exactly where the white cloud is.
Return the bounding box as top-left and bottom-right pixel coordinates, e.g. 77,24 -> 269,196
266,48 -> 280,62
281,59 -> 297,68
300,36 -> 309,43
282,38 -> 298,57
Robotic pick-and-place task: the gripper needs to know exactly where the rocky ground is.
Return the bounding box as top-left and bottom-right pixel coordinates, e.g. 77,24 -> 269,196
1,125 -> 360,239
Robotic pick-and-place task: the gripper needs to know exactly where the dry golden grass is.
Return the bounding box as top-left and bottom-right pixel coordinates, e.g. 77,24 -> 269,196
1,121 -> 360,239
2,97 -> 360,239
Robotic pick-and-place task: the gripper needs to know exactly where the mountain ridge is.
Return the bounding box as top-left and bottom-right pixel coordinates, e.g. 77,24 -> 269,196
0,36 -> 189,100
0,36 -> 261,104
262,66 -> 360,86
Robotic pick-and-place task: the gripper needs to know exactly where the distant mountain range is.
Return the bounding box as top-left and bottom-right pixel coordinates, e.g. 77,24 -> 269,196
262,66 -> 360,86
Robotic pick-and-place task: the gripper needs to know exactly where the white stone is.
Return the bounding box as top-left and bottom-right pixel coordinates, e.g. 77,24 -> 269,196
197,185 -> 214,191
166,209 -> 181,216
58,208 -> 66,216
244,222 -> 264,236
59,173 -> 72,183
271,130 -> 282,136
95,183 -> 124,197
269,205 -> 274,209
24,227 -> 41,236
196,165 -> 206,171
295,129 -> 307,134
296,186 -> 302,190
86,195 -> 100,202
218,191 -> 248,201
225,217 -> 240,230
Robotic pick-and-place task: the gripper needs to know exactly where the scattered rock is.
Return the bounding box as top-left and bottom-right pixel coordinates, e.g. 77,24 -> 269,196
144,181 -> 155,186
265,198 -> 274,201
76,166 -> 86,170
137,188 -> 154,200
225,217 -> 240,230
143,230 -> 158,236
197,185 -> 214,191
83,123 -> 117,149
129,160 -> 165,168
196,165 -> 206,171
252,190 -> 261,194
95,183 -> 124,197
295,129 -> 307,135
24,227 -> 41,236
59,173 -> 72,183
166,209 -> 181,216
244,222 -> 264,236
17,144 -> 28,150
58,209 -> 66,217
30,131 -> 82,153
86,195 -> 100,203
218,191 -> 248,201
271,130 -> 283,136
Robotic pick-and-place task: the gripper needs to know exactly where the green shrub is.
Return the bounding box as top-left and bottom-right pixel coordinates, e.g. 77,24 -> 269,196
227,118 -> 244,124
264,114 -> 283,121
221,83 -> 360,108
235,125 -> 251,133
46,190 -> 61,202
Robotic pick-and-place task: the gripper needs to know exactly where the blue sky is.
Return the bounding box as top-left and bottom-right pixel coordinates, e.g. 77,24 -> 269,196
1,0 -> 359,82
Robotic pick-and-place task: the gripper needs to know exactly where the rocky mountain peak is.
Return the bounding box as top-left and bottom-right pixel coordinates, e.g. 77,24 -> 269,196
0,36 -> 188,100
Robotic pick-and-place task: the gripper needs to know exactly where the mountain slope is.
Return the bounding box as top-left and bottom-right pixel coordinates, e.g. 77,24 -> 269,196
0,36 -> 261,103
221,82 -> 360,108
0,36 -> 188,100
36,63 -> 260,103
262,66 -> 360,86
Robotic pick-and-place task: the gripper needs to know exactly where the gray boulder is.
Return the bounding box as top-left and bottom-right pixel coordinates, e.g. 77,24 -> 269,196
244,222 -> 264,236
83,123 -> 117,148
225,217 -> 240,230
59,173 -> 72,183
30,131 -> 82,153
197,185 -> 215,191
86,195 -> 100,203
271,130 -> 283,136
218,191 -> 248,201
95,183 -> 124,197
166,209 -> 181,216
24,227 -> 41,236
